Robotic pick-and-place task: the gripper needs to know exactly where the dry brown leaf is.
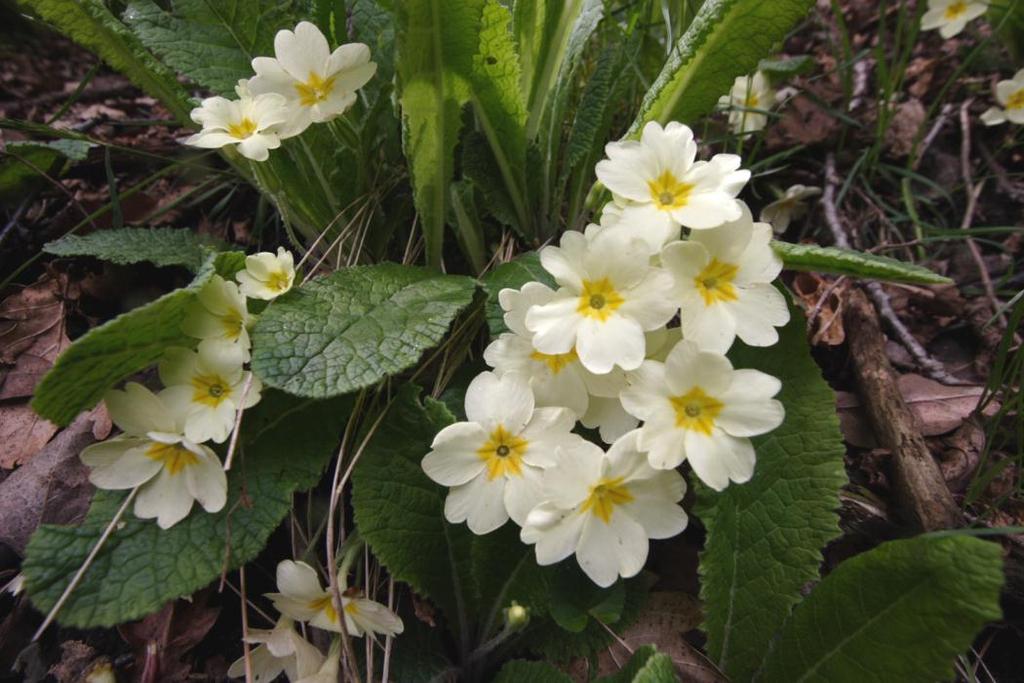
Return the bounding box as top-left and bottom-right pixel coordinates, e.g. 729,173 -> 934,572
0,402 -> 59,469
884,99 -> 926,157
791,272 -> 846,346
118,593 -> 221,683
0,274 -> 71,400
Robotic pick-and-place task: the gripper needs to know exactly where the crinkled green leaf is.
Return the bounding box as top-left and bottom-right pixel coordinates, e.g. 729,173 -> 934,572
759,535 -> 1004,683
772,241 -> 952,284
395,0 -> 484,266
696,306 -> 847,681
757,54 -> 814,77
628,0 -> 814,134
31,252 -> 231,426
250,264 -> 476,398
20,0 -> 192,121
22,391 -> 347,627
481,252 -> 555,336
44,228 -> 219,272
493,660 -> 572,683
597,645 -> 680,683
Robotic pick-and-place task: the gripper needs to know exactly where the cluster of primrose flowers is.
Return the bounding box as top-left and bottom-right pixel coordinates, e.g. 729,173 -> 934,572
184,22 -> 376,161
422,121 -> 789,587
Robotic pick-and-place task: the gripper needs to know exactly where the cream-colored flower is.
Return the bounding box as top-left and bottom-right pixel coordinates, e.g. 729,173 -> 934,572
661,203 -> 789,354
226,618 -> 324,682
620,340 -> 784,490
759,184 -> 821,233
718,71 -> 775,134
266,561 -> 403,637
980,69 -> 1024,126
921,0 -> 988,38
79,383 -> 226,529
182,275 -> 254,361
595,121 -> 750,236
520,432 -> 688,587
294,639 -> 341,683
184,93 -> 291,161
249,21 -> 376,137
159,340 -> 262,444
236,247 -> 296,300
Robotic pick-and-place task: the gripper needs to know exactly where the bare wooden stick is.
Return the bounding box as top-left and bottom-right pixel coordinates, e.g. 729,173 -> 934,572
239,565 -> 255,683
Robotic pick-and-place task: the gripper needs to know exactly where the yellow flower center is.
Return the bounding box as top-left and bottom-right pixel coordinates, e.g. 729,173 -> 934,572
477,425 -> 529,480
530,349 -> 578,374
1007,89 -> 1024,110
744,93 -> 760,108
648,170 -> 694,210
266,269 -> 292,293
694,258 -> 739,306
944,1 -> 967,19
309,594 -> 339,624
670,387 -> 725,435
344,601 -> 360,616
146,442 -> 199,476
577,278 -> 625,322
227,117 -> 257,140
191,373 -> 232,407
580,477 -> 634,524
295,71 -> 337,107
221,310 -> 245,341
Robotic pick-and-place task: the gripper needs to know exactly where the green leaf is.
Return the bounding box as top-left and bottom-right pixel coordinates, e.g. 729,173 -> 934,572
125,0 -> 297,96
759,535 -> 1004,683
250,264 -> 477,398
20,0 -> 192,122
597,645 -> 680,683
757,54 -> 814,77
0,140 -> 92,201
628,0 -> 814,135
395,0 -> 484,266
44,228 -> 219,272
493,660 -> 572,683
696,306 -> 847,681
481,252 -> 554,336
31,252 -> 225,426
772,241 -> 952,284
22,391 -> 347,627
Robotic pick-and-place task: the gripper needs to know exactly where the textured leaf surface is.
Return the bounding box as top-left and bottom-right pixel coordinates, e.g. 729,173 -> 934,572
31,253 -> 227,426
773,241 -> 951,284
0,140 -> 92,200
481,252 -> 554,336
696,306 -> 847,681
44,228 -> 216,272
598,645 -> 680,683
21,0 -> 192,121
494,661 -> 573,683
628,0 -> 813,134
23,391 -> 346,627
759,535 -> 1004,683
251,265 -> 476,398
395,0 -> 484,266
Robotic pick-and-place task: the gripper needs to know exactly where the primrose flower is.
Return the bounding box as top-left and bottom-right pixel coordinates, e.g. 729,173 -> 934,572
159,340 -> 262,444
718,71 -> 775,134
422,372 -> 582,534
661,203 -> 789,354
226,618 -> 324,682
267,560 -> 404,637
525,230 -> 676,374
620,340 -> 784,490
249,22 -> 376,138
185,93 -> 291,161
980,69 -> 1024,126
237,247 -> 296,300
80,383 -> 227,529
595,121 -> 750,236
759,184 -> 822,233
921,0 -> 988,38
294,639 -> 341,683
520,432 -> 688,587
182,276 -> 254,360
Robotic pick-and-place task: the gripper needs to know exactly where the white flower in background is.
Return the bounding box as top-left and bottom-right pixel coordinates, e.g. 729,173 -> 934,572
718,72 -> 775,134
980,69 -> 1024,126
294,639 -> 341,683
185,93 -> 291,161
661,204 -> 789,354
921,0 -> 988,38
237,247 -> 296,300
759,184 -> 822,233
226,618 -> 324,682
595,121 -> 750,236
422,372 -> 581,534
249,21 -> 377,138
520,432 -> 688,587
525,230 -> 676,374
620,340 -> 784,490
267,561 -> 404,637
183,276 -> 255,360
159,340 -> 262,444
80,383 -> 227,529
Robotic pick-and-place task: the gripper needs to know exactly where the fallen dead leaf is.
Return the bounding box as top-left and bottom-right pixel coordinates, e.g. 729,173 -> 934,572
0,402 -> 59,469
791,272 -> 846,346
884,99 -> 926,157
0,273 -> 71,401
118,593 -> 221,683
